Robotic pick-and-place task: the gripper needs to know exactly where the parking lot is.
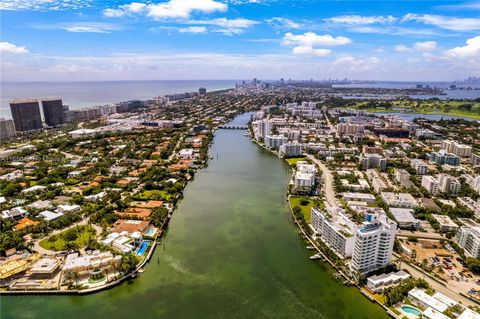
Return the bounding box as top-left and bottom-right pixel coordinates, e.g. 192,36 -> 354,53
399,238 -> 480,299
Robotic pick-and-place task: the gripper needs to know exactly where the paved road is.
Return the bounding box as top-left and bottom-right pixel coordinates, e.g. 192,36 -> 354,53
33,218 -> 102,255
306,154 -> 337,207
168,134 -> 184,162
394,256 -> 477,307
324,112 -> 336,134
398,230 -> 445,240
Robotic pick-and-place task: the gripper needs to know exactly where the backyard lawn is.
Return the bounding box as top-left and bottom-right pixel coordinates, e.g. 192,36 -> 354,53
135,190 -> 172,201
285,157 -> 306,166
289,196 -> 314,223
39,225 -> 96,251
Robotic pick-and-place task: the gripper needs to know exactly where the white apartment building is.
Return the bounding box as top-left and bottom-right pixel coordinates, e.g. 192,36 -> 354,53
179,148 -> 194,160
393,168 -> 411,187
432,214 -> 458,233
278,128 -> 300,141
286,102 -> 323,119
380,192 -> 418,208
297,161 -> 316,174
56,204 -> 81,215
415,129 -> 437,138
63,251 -> 122,280
252,119 -> 271,141
408,288 -> 456,313
441,140 -> 455,153
343,192 -> 377,204
337,123 -> 365,136
390,208 -> 420,230
1,207 -> 28,220
350,213 -> 397,274
422,174 -> 460,195
457,219 -> 480,258
470,153 -> 480,166
458,197 -> 480,219
366,169 -> 391,193
465,175 -> 480,194
411,159 -> 428,175
454,144 -> 472,158
264,135 -> 287,149
367,270 -> 410,293
279,141 -> 302,157
294,161 -> 316,190
311,207 -> 356,258
422,175 -> 440,195
438,174 -> 461,195
442,140 -> 472,158
360,154 -> 387,171
294,172 -> 315,189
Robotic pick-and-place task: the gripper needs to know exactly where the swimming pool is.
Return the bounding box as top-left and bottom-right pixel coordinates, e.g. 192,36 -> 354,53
401,305 -> 422,317
145,228 -> 156,237
136,240 -> 150,256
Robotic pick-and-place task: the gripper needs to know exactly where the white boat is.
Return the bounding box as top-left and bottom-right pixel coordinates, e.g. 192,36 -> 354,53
310,253 -> 323,260
306,246 -> 315,250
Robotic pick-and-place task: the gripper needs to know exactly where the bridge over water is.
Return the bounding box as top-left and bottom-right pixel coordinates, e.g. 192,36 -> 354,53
217,125 -> 248,130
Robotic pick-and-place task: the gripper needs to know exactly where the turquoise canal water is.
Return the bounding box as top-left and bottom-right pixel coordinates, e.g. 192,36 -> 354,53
1,113 -> 387,319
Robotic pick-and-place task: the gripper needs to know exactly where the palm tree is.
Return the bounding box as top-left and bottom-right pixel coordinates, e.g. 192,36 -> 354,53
48,235 -> 57,250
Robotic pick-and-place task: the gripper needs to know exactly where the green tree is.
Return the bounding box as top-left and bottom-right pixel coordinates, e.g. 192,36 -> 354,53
466,258 -> 480,274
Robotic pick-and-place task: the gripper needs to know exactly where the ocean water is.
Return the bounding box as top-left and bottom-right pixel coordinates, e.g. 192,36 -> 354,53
334,82 -> 480,100
0,80 -> 238,119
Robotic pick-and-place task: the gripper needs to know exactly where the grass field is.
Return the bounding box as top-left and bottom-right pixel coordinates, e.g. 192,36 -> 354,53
39,225 -> 96,251
373,293 -> 386,305
135,189 -> 172,201
352,100 -> 480,120
289,196 -> 314,223
285,157 -> 307,166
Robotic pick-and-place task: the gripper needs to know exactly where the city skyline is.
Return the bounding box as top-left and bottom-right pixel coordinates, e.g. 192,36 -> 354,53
1,0 -> 479,82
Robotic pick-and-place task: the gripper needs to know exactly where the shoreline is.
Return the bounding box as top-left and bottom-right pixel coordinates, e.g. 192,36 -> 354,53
364,109 -> 480,121
249,134 -> 400,319
0,113 -> 242,296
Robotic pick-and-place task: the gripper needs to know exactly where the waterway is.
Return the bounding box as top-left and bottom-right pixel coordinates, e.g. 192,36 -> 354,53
1,113 -> 387,319
375,112 -> 479,122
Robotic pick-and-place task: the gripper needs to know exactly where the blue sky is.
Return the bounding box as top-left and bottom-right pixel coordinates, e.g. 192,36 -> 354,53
1,0 -> 479,81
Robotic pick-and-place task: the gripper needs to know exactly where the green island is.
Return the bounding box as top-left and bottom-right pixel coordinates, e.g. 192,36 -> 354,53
349,99 -> 480,120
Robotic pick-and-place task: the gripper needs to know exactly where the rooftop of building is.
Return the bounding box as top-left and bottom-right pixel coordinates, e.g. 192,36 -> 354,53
10,98 -> 38,104
41,97 -> 62,102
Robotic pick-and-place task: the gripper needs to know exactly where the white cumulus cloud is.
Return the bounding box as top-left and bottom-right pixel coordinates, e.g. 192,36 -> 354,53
178,26 -> 207,33
283,32 -> 351,46
292,46 -> 331,57
0,41 -> 29,54
325,15 -> 397,25
402,13 -> 480,31
186,18 -> 258,35
333,56 -> 381,72
414,41 -> 437,52
266,17 -> 302,29
104,0 -> 227,19
445,36 -> 480,58
282,32 -> 350,57
394,44 -> 411,52
33,22 -> 121,33
0,0 -> 92,11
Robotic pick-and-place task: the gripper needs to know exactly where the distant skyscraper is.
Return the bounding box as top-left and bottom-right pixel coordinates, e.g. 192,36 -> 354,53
10,98 -> 42,132
0,117 -> 16,141
199,87 -> 207,95
42,97 -> 64,127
